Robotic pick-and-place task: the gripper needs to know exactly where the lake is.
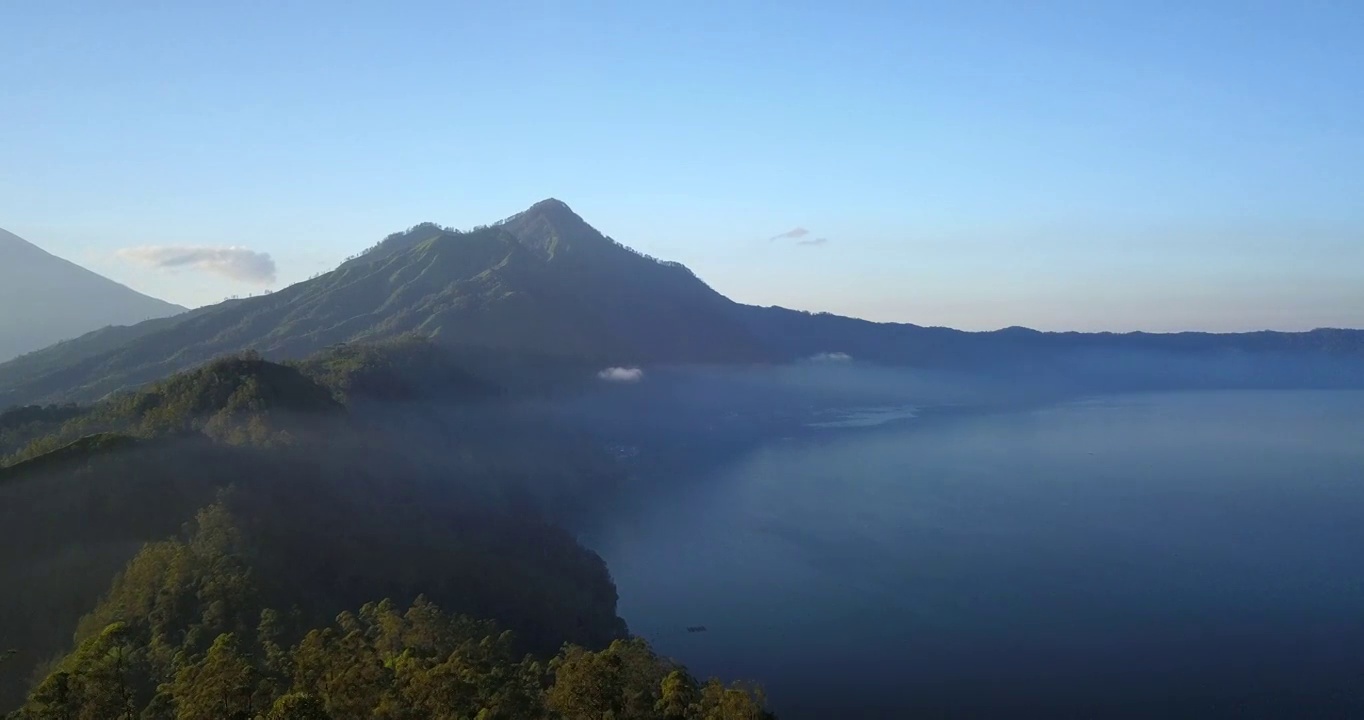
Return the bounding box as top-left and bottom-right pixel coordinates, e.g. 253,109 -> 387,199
580,390 -> 1364,718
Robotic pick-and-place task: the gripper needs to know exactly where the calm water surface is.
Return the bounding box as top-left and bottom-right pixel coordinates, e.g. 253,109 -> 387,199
583,391 -> 1364,718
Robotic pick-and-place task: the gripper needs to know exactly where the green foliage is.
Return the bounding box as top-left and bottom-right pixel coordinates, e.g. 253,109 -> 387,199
0,435 -> 243,707
0,433 -> 139,476
0,399 -> 627,710
11,504 -> 772,719
72,503 -> 259,664
0,404 -> 82,458
547,638 -> 663,719
23,622 -> 150,720
2,355 -> 339,467
164,633 -> 267,720
23,597 -> 768,720
0,346 -> 650,715
293,335 -> 495,404
265,693 -> 330,720
542,638 -> 773,720
79,353 -> 339,442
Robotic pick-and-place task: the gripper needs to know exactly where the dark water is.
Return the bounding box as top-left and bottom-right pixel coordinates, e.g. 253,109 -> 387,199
583,391 -> 1364,718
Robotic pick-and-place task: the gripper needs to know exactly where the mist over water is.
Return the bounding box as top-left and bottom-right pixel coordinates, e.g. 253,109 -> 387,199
568,368 -> 1364,718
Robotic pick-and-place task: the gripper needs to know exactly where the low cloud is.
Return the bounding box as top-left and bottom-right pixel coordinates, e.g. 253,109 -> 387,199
117,245 -> 276,285
597,366 -> 645,383
797,237 -> 829,247
809,352 -> 853,362
768,227 -> 810,242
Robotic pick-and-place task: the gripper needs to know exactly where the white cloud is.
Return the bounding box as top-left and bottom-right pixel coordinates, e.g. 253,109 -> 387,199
117,245 -> 276,285
597,366 -> 644,382
797,237 -> 829,247
809,352 -> 852,362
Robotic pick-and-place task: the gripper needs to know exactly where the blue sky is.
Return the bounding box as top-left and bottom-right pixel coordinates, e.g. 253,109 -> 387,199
2,1 -> 1361,331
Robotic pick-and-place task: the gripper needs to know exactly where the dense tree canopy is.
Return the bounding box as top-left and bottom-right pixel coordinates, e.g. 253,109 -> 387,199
7,505 -> 771,719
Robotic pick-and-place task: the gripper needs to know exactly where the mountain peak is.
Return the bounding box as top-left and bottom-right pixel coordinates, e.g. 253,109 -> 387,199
509,197 -> 588,229
527,197 -> 573,213
498,198 -> 604,260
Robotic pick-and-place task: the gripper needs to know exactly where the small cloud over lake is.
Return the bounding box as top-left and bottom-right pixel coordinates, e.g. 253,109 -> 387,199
809,352 -> 853,362
598,366 -> 644,382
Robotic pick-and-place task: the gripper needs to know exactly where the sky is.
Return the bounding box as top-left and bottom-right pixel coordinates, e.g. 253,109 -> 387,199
2,0 -> 1361,332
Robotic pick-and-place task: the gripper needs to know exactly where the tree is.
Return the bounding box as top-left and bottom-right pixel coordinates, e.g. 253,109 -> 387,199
547,638 -> 667,720
697,680 -> 772,720
80,624 -> 142,720
289,624 -> 393,718
257,608 -> 292,681
164,633 -> 264,720
24,623 -> 149,720
656,670 -> 701,720
24,671 -> 76,720
266,693 -> 331,720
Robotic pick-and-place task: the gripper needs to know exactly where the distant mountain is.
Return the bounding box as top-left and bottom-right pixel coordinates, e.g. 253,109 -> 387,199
0,228 -> 184,362
734,305 -> 1364,389
1,201 -> 1362,407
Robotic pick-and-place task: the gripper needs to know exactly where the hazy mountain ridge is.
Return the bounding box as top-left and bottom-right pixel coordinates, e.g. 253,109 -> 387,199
2,201 -> 1362,408
0,228 -> 184,362
739,305 -> 1364,389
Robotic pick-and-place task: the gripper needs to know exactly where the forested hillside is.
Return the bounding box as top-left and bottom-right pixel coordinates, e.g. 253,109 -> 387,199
0,342 -> 764,717
8,501 -> 770,719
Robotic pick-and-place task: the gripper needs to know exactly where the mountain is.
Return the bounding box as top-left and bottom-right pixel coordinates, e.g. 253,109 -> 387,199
1,200 -> 1363,407
0,200 -> 766,405
0,228 -> 185,362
